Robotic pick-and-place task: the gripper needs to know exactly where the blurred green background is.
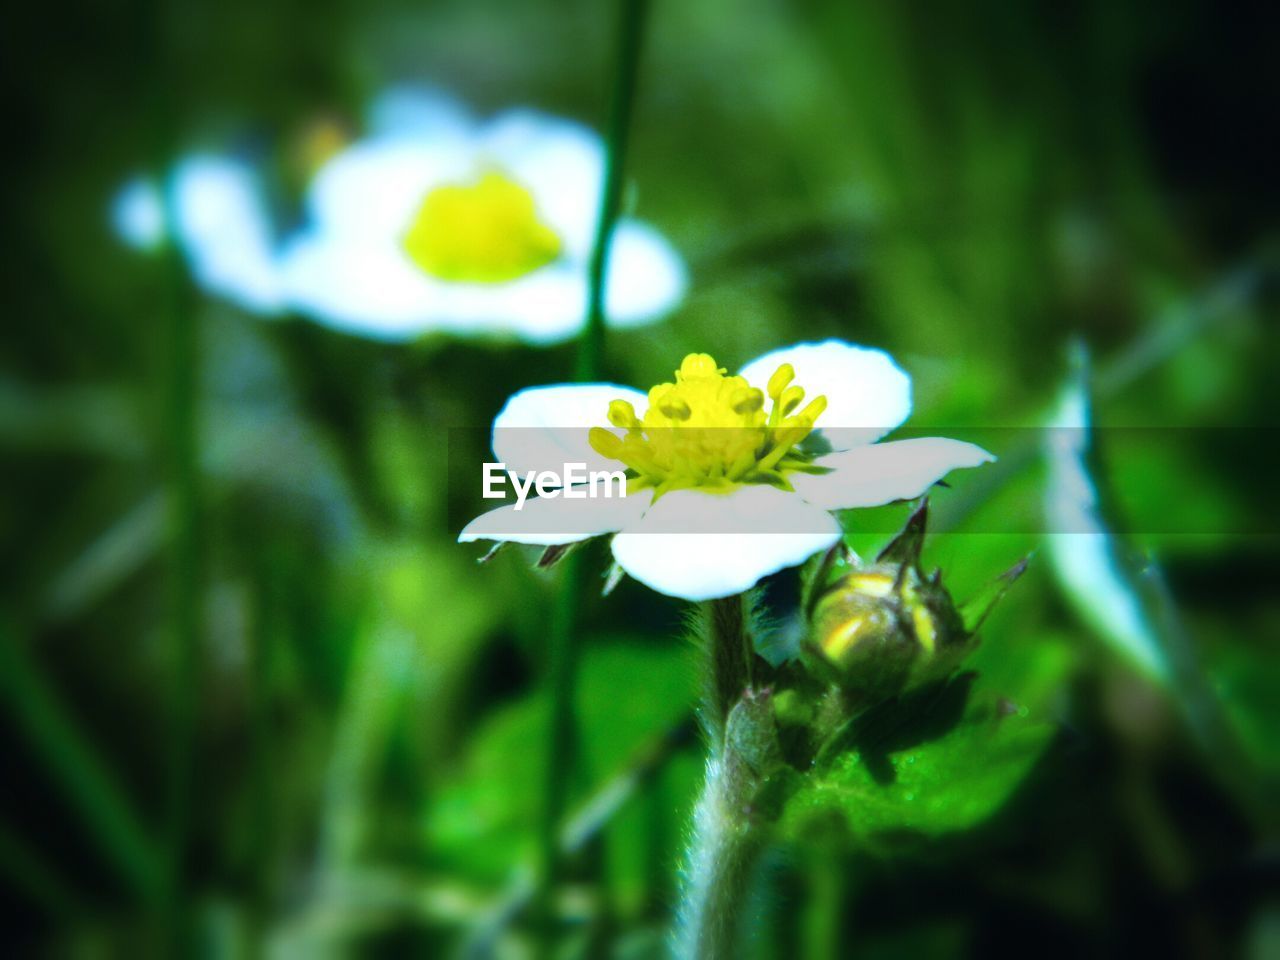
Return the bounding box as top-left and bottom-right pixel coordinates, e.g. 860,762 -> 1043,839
2,0 -> 1277,956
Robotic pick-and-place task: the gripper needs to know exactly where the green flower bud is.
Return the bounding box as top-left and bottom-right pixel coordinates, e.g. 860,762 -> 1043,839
809,562 -> 966,695
802,501 -> 972,702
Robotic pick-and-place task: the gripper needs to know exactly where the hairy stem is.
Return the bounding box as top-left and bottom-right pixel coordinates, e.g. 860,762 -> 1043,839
675,756 -> 766,960
701,594 -> 759,746
675,688 -> 779,960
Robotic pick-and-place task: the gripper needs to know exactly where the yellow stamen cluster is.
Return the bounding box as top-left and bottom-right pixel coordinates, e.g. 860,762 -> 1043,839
588,353 -> 828,496
401,170 -> 562,283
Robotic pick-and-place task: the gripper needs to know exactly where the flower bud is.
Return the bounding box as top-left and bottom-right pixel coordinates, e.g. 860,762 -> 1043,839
803,502 -> 971,702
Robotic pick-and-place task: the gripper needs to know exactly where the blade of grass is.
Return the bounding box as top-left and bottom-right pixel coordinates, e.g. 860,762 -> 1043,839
0,620 -> 162,902
144,0 -> 204,927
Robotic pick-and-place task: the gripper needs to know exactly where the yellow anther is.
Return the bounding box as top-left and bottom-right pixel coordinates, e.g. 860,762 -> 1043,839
401,170 -> 561,284
588,427 -> 623,459
591,352 -> 829,495
731,387 -> 764,414
679,354 -> 722,380
608,399 -> 639,429
779,385 -> 806,416
767,363 -> 795,400
795,395 -> 828,425
659,397 -> 692,421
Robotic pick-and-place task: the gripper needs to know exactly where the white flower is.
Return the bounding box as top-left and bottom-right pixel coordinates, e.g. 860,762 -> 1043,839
460,340 -> 995,601
112,156 -> 285,314
111,88 -> 686,344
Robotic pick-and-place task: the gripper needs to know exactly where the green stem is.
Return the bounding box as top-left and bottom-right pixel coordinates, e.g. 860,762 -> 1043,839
531,0 -> 652,946
147,0 -> 201,926
675,687 -> 779,960
536,549 -> 586,907
701,594 -> 755,747
575,0 -> 650,383
676,755 -> 768,960
158,164 -> 202,922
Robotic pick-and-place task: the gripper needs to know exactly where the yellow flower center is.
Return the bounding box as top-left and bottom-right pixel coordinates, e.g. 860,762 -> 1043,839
401,170 -> 562,283
588,353 -> 829,496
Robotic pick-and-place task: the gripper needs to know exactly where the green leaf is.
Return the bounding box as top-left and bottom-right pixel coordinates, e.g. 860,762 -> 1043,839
426,637 -> 696,883
784,553 -> 1074,853
782,700 -> 1053,849
1043,357 -> 1172,684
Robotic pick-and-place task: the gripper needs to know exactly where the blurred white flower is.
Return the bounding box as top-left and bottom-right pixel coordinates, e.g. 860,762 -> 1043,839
460,340 -> 994,601
111,178 -> 165,252
110,88 -> 686,343
112,156 -> 284,314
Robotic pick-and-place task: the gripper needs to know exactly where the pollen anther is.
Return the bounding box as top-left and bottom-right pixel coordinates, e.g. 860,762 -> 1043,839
587,353 -> 829,496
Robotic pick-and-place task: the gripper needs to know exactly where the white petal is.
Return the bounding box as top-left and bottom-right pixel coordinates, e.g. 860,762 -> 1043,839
610,486 -> 841,601
492,383 -> 646,476
433,265 -> 588,343
171,155 -> 283,314
604,220 -> 688,326
430,234 -> 685,341
738,340 -> 911,448
366,86 -> 473,140
791,438 -> 995,510
279,228 -> 589,343
459,485 -> 650,546
481,110 -> 604,256
306,138 -> 471,239
278,234 -> 444,340
111,177 -> 165,251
